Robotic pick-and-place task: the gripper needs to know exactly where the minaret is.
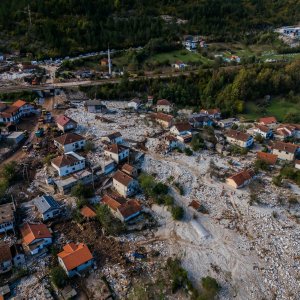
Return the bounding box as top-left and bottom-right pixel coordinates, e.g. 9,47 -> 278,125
108,46 -> 112,75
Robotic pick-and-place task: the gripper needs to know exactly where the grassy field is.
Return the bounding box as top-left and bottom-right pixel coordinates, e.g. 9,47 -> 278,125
145,49 -> 213,65
240,98 -> 300,121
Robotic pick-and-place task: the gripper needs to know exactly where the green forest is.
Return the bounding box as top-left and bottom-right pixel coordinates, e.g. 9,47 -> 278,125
82,59 -> 300,121
0,0 -> 299,57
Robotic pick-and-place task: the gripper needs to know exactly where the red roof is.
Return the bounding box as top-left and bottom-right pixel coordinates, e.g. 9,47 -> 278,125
80,206 -> 96,218
0,242 -> 12,263
12,99 -> 27,108
102,193 -> 126,211
56,115 -> 77,127
259,116 -> 277,125
118,199 -> 142,219
226,129 -> 251,142
157,99 -> 171,106
20,223 -> 52,245
273,141 -> 298,154
255,124 -> 270,133
227,169 -> 255,187
257,152 -> 278,165
113,170 -> 134,187
154,112 -> 174,123
58,243 -> 93,271
54,133 -> 85,145
51,153 -> 81,168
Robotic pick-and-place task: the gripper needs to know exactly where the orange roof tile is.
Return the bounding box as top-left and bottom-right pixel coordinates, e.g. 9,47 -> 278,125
102,194 -> 126,211
227,169 -> 255,187
257,152 -> 278,165
58,243 -> 93,271
113,170 -> 134,187
80,206 -> 96,218
259,116 -> 277,125
20,223 -> 52,245
12,99 -> 26,108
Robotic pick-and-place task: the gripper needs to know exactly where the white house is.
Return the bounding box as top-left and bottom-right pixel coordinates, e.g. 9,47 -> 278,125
20,223 -> 52,255
226,129 -> 254,148
200,108 -> 221,119
0,202 -> 15,234
51,152 -> 85,177
101,132 -> 123,144
12,100 -> 35,117
170,122 -> 192,136
128,98 -> 142,110
253,125 -> 273,139
217,118 -> 236,129
156,99 -> 173,113
295,160 -> 300,170
272,141 -> 299,161
56,115 -> 78,132
104,144 -> 129,163
112,170 -> 138,197
173,61 -> 187,69
33,195 -> 61,221
54,133 -> 86,153
226,169 -> 255,189
58,243 -> 93,277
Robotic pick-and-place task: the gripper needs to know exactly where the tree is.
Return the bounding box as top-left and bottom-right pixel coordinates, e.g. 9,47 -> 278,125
50,266 -> 68,288
171,206 -> 184,220
96,205 -> 124,235
71,182 -> 93,200
84,141 -> 95,152
2,162 -> 18,184
201,276 -> 220,298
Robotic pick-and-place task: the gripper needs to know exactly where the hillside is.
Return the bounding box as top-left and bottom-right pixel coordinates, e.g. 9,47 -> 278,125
0,0 -> 299,57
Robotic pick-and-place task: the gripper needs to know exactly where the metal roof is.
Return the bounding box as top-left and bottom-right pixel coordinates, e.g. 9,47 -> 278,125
34,195 -> 60,214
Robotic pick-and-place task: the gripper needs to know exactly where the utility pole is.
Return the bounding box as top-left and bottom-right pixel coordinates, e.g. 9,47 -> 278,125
108,46 -> 112,76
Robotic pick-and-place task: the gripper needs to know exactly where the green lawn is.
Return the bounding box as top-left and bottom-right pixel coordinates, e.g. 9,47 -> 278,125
240,98 -> 300,121
146,50 -> 213,65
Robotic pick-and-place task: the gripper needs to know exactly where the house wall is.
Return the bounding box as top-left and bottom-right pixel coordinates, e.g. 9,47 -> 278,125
28,237 -> 52,255
42,208 -> 61,221
19,104 -> 35,116
113,179 -> 128,197
128,102 -> 139,110
157,105 -> 171,113
13,254 -> 26,268
227,137 -> 253,148
0,221 -> 14,233
0,260 -> 12,274
156,119 -> 171,128
272,149 -> 295,161
226,178 -> 251,189
52,159 -> 85,176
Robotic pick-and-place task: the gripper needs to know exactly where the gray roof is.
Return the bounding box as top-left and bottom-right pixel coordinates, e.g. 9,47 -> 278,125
85,99 -> 106,106
34,195 -> 60,214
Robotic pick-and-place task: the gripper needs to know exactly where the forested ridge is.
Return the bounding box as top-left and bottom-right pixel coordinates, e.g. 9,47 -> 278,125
0,0 -> 299,57
82,59 -> 300,120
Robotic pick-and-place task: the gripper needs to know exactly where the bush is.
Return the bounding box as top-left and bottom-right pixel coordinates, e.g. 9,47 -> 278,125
191,134 -> 205,151
153,182 -> 169,195
184,148 -> 193,156
71,182 -> 94,199
96,205 -> 125,235
84,141 -> 95,152
272,175 -> 282,187
254,159 -> 269,172
50,266 -> 68,288
171,206 -> 184,220
201,276 -> 220,298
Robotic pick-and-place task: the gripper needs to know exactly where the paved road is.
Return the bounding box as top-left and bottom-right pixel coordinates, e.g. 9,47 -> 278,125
0,71 -> 194,93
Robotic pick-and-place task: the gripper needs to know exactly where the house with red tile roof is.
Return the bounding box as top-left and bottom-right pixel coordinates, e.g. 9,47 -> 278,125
104,144 -> 129,163
272,141 -> 299,161
253,125 -> 273,139
156,99 -> 173,113
275,124 -> 296,140
54,133 -> 86,153
152,112 -> 174,128
101,132 -> 123,144
257,152 -> 278,165
56,115 -> 77,132
258,116 -> 277,127
12,100 -> 35,117
51,152 -> 85,176
58,243 -> 93,277
226,169 -> 256,189
102,194 -> 142,222
20,223 -> 52,255
200,108 -> 221,119
122,163 -> 137,177
226,129 -> 254,148
112,170 -> 138,197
